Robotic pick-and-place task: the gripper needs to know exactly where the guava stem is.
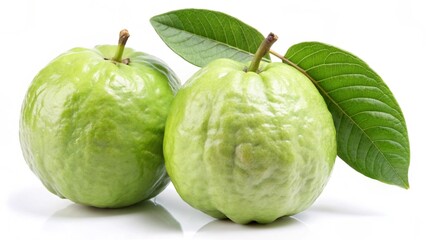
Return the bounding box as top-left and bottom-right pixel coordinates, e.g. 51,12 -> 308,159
112,29 -> 130,63
247,33 -> 278,73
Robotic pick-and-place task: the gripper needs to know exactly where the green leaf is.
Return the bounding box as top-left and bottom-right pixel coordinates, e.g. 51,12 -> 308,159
150,8 -> 268,67
284,42 -> 410,188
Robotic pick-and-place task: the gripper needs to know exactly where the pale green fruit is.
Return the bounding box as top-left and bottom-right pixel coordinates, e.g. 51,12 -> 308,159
20,39 -> 180,208
164,59 -> 336,224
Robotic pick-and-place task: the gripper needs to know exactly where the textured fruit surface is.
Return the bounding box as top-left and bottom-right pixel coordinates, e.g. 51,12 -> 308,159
20,45 -> 180,208
164,59 -> 336,224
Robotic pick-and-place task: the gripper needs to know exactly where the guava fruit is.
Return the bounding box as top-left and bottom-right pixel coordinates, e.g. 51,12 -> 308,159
19,30 -> 180,208
163,35 -> 336,223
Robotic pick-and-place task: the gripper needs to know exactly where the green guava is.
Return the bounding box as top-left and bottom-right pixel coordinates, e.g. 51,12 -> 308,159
19,30 -> 180,208
163,58 -> 337,224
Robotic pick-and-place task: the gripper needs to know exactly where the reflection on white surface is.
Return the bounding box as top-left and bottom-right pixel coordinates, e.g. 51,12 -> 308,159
7,185 -> 183,239
194,217 -> 310,240
5,184 -> 314,240
4,170 -> 426,240
44,201 -> 182,238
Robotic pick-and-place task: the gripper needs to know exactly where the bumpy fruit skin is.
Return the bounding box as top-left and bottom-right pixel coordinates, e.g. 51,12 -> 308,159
20,45 -> 180,208
164,59 -> 336,224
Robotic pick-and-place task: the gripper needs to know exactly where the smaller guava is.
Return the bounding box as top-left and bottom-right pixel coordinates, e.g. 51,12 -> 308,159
19,29 -> 180,208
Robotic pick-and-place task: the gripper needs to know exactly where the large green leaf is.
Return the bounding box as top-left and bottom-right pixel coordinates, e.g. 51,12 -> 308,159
150,9 -> 268,67
284,42 -> 410,188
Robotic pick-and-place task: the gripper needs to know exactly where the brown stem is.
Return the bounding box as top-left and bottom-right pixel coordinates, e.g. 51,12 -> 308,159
112,29 -> 130,63
247,33 -> 278,72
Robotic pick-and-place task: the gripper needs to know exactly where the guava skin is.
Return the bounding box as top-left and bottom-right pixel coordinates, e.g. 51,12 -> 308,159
20,45 -> 180,208
164,59 -> 336,224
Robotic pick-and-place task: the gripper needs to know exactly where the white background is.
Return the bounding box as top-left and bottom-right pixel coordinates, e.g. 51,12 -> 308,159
1,0 -> 425,239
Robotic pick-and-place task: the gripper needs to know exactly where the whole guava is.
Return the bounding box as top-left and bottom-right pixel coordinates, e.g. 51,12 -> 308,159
164,58 -> 336,224
19,30 -> 180,208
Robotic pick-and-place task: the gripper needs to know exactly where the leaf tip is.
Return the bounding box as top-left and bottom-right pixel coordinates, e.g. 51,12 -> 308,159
390,175 -> 409,189
400,180 -> 410,190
